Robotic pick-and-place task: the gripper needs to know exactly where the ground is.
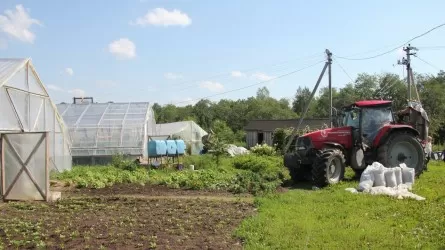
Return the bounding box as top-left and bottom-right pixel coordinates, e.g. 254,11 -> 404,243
1,162 -> 444,249
0,185 -> 255,250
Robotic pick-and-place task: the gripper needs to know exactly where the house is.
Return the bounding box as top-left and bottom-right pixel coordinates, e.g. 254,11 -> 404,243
244,118 -> 330,148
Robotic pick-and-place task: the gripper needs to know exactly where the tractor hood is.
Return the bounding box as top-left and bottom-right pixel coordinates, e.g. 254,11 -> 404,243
298,127 -> 352,150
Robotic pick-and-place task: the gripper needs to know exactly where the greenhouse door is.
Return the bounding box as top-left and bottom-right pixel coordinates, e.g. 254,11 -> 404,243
1,132 -> 49,201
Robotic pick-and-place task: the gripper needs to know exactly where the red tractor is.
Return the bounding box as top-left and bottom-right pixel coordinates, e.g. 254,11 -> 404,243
284,100 -> 429,188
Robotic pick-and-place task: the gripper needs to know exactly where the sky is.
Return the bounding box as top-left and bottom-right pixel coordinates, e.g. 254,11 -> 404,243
1,0 -> 445,106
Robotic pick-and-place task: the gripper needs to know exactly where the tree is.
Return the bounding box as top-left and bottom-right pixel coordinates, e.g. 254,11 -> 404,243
256,87 -> 270,99
211,120 -> 235,143
292,86 -> 316,117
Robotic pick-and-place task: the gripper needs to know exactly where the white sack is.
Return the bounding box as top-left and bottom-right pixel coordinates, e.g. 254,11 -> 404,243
384,168 -> 397,188
347,162 -> 425,201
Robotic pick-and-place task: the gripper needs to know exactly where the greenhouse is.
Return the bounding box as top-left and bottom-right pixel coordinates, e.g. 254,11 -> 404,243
0,58 -> 72,200
57,101 -> 156,164
155,121 -> 208,155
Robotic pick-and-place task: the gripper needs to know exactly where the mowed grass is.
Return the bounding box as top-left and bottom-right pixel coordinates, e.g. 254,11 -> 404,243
236,161 -> 445,249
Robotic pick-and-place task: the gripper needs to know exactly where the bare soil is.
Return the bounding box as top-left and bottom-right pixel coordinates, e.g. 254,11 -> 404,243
0,184 -> 256,249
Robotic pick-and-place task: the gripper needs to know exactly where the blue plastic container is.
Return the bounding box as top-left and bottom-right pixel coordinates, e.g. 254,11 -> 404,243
175,140 -> 186,155
165,140 -> 178,155
148,140 -> 167,157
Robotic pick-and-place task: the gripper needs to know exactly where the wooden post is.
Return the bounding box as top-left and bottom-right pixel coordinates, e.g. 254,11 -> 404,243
1,134 -> 5,197
45,132 -> 49,202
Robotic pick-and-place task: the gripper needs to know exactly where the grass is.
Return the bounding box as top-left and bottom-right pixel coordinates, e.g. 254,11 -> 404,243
235,161 -> 445,249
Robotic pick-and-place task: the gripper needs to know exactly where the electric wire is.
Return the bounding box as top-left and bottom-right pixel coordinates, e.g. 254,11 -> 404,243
332,56 -> 354,83
164,52 -> 325,89
172,60 -> 325,105
413,55 -> 442,71
336,22 -> 445,61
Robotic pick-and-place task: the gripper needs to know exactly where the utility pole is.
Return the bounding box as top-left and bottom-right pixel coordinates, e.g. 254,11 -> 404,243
283,50 -> 331,153
326,49 -> 333,128
398,44 -> 418,101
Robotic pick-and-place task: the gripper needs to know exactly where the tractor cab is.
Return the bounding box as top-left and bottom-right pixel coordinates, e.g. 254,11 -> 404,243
340,100 -> 394,148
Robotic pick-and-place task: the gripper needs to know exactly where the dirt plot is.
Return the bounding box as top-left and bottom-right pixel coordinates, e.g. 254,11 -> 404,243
0,185 -> 256,249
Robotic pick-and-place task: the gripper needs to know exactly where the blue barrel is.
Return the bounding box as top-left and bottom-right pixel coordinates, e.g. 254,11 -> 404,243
148,140 -> 167,157
165,140 -> 178,155
175,140 -> 186,155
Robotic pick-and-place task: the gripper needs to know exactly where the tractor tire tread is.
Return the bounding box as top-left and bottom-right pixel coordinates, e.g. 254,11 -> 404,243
312,149 -> 346,188
376,130 -> 425,177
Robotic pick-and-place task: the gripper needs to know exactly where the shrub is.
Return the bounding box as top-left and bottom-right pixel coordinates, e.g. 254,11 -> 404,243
232,154 -> 290,194
52,166 -> 149,188
250,143 -> 277,156
149,168 -> 235,190
111,153 -> 138,171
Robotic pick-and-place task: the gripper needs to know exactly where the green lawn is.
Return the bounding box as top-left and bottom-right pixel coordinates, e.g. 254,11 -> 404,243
236,161 -> 445,249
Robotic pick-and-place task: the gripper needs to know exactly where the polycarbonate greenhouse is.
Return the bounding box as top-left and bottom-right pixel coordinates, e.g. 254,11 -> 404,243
57,101 -> 156,164
0,58 -> 72,200
155,121 -> 208,155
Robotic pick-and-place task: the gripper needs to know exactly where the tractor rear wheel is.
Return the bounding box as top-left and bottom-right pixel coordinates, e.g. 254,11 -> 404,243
312,149 -> 346,188
377,131 -> 425,177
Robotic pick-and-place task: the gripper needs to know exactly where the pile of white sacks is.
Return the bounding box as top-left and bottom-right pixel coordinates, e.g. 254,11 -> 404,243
345,162 -> 426,201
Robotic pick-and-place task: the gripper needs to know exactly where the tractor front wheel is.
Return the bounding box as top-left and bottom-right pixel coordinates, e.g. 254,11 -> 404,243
312,149 -> 346,188
377,131 -> 425,177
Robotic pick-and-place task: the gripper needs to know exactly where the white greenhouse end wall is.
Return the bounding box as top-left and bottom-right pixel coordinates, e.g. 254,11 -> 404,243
0,58 -> 72,173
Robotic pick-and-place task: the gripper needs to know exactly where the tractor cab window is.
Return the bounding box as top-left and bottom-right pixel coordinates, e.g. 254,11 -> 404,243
343,109 -> 360,128
362,107 -> 394,143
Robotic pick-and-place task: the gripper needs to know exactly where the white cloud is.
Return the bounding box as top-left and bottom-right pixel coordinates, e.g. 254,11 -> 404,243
108,38 -> 136,60
199,81 -> 224,92
177,97 -> 197,107
46,84 -> 64,92
231,71 -> 245,78
251,72 -> 274,81
96,80 -> 117,88
131,8 -> 192,27
164,72 -> 183,80
0,4 -> 42,43
46,84 -> 86,97
69,88 -> 86,97
65,68 -> 74,76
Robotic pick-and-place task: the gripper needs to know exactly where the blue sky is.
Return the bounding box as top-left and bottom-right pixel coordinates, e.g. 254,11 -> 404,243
1,0 -> 445,106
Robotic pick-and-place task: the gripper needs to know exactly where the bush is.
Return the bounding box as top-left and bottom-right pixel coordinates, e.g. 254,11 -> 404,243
149,168 -> 235,190
232,154 -> 290,194
52,166 -> 149,188
111,153 -> 138,171
250,143 -> 277,156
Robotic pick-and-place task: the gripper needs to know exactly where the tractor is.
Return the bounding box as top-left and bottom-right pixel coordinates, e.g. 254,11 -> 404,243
284,99 -> 429,188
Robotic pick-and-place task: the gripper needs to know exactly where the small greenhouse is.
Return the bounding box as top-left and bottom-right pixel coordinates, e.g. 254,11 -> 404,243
0,58 -> 72,200
57,101 -> 156,164
155,121 -> 208,155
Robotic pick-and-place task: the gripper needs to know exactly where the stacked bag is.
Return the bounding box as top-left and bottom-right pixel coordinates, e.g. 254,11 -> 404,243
351,162 -> 425,200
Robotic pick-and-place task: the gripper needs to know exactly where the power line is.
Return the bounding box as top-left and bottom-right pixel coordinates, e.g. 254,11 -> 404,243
173,60 -> 325,105
336,22 -> 445,61
172,59 -> 322,93
332,56 -> 354,82
414,55 -> 442,71
164,52 -> 324,89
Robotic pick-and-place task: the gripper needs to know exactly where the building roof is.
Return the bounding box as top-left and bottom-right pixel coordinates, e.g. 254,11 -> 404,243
57,102 -> 151,128
244,118 -> 330,132
0,58 -> 28,87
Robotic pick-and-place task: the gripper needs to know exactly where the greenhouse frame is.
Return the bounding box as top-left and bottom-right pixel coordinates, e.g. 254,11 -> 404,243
155,121 -> 208,155
0,58 -> 72,200
57,101 -> 156,164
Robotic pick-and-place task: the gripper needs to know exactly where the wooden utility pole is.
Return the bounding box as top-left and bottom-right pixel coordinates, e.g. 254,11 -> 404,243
326,49 -> 333,128
283,51 -> 331,153
398,44 -> 418,101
